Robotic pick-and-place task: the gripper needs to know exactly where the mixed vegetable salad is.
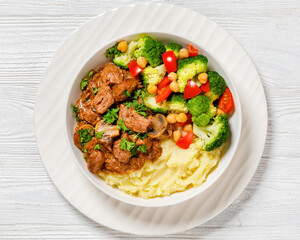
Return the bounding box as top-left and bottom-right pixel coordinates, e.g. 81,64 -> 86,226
104,35 -> 234,151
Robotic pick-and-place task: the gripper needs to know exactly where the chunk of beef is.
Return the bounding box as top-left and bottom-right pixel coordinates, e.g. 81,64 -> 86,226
104,152 -> 127,174
73,124 -> 94,150
87,150 -> 104,173
112,72 -> 140,102
92,85 -> 114,114
139,139 -> 162,162
136,137 -> 153,152
95,62 -> 124,85
118,104 -> 151,133
76,98 -> 101,125
113,139 -> 131,164
127,157 -> 145,172
84,137 -> 99,152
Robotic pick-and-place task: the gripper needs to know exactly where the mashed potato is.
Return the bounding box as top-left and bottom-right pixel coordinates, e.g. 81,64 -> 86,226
99,139 -> 226,199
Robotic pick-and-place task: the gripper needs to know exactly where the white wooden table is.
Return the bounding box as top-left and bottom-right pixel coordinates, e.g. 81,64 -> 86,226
1,0 -> 299,239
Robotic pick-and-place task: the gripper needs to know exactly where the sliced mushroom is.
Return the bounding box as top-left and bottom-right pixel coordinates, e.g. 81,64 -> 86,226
147,114 -> 168,138
95,120 -> 120,141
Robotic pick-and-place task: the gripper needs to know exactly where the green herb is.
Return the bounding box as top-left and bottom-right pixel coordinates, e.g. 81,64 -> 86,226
134,132 -> 148,140
78,129 -> 93,146
82,148 -> 88,153
84,98 -> 88,102
102,107 -> 119,124
94,144 -> 101,150
72,105 -> 79,114
122,90 -> 130,97
92,87 -> 99,95
137,145 -> 148,153
88,70 -> 94,78
75,115 -> 81,122
80,78 -> 88,90
117,118 -> 129,131
119,138 -> 137,157
95,131 -> 104,139
131,89 -> 142,100
124,100 -> 149,117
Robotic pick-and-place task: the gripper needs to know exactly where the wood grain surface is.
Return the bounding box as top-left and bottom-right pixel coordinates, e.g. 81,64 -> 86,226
0,0 -> 300,239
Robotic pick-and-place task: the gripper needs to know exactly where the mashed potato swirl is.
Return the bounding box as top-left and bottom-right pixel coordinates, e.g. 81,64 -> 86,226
99,139 -> 226,199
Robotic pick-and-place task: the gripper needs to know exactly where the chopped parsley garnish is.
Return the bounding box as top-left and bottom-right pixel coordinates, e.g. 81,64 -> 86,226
92,87 -> 99,95
95,131 -> 104,139
88,70 -> 94,78
119,138 -> 137,157
84,98 -> 88,102
82,148 -> 88,153
72,105 -> 79,114
117,118 -> 129,131
134,132 -> 148,140
137,145 -> 148,153
80,78 -> 88,90
71,105 -> 81,122
122,90 -> 130,97
94,144 -> 101,150
131,89 -> 142,100
75,115 -> 81,122
102,107 -> 119,124
124,100 -> 149,117
78,129 -> 93,146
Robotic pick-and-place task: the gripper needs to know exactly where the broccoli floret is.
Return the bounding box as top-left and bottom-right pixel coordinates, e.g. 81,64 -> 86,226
187,95 -> 210,116
167,93 -> 188,113
177,55 -> 208,92
165,43 -> 182,58
187,95 -> 216,127
141,64 -> 166,86
112,41 -> 138,69
204,71 -> 227,101
194,114 -> 230,151
141,90 -> 168,114
105,43 -> 122,58
133,36 -> 166,67
192,113 -> 211,127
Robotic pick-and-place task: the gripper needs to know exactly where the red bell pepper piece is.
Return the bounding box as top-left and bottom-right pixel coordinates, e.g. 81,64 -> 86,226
200,81 -> 210,92
184,80 -> 202,99
188,44 -> 198,57
158,77 -> 172,90
128,59 -> 143,77
176,131 -> 194,149
162,51 -> 177,73
219,87 -> 234,113
155,85 -> 172,103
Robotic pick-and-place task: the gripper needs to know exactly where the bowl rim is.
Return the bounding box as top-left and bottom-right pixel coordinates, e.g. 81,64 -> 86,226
64,31 -> 242,207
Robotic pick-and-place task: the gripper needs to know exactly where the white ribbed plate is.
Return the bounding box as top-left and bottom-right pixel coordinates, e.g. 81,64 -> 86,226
34,3 -> 267,235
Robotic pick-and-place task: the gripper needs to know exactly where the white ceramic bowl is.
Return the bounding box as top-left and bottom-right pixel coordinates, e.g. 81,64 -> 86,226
64,32 -> 242,207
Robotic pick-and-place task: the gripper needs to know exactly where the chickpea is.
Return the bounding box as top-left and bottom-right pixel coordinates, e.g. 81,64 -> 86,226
137,56 -> 147,68
117,41 -> 128,53
216,108 -> 225,115
173,130 -> 182,142
147,84 -> 158,95
167,113 -> 177,124
176,113 -> 188,123
183,124 -> 193,132
179,48 -> 189,59
168,72 -> 177,81
198,73 -> 208,84
170,81 -> 179,92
